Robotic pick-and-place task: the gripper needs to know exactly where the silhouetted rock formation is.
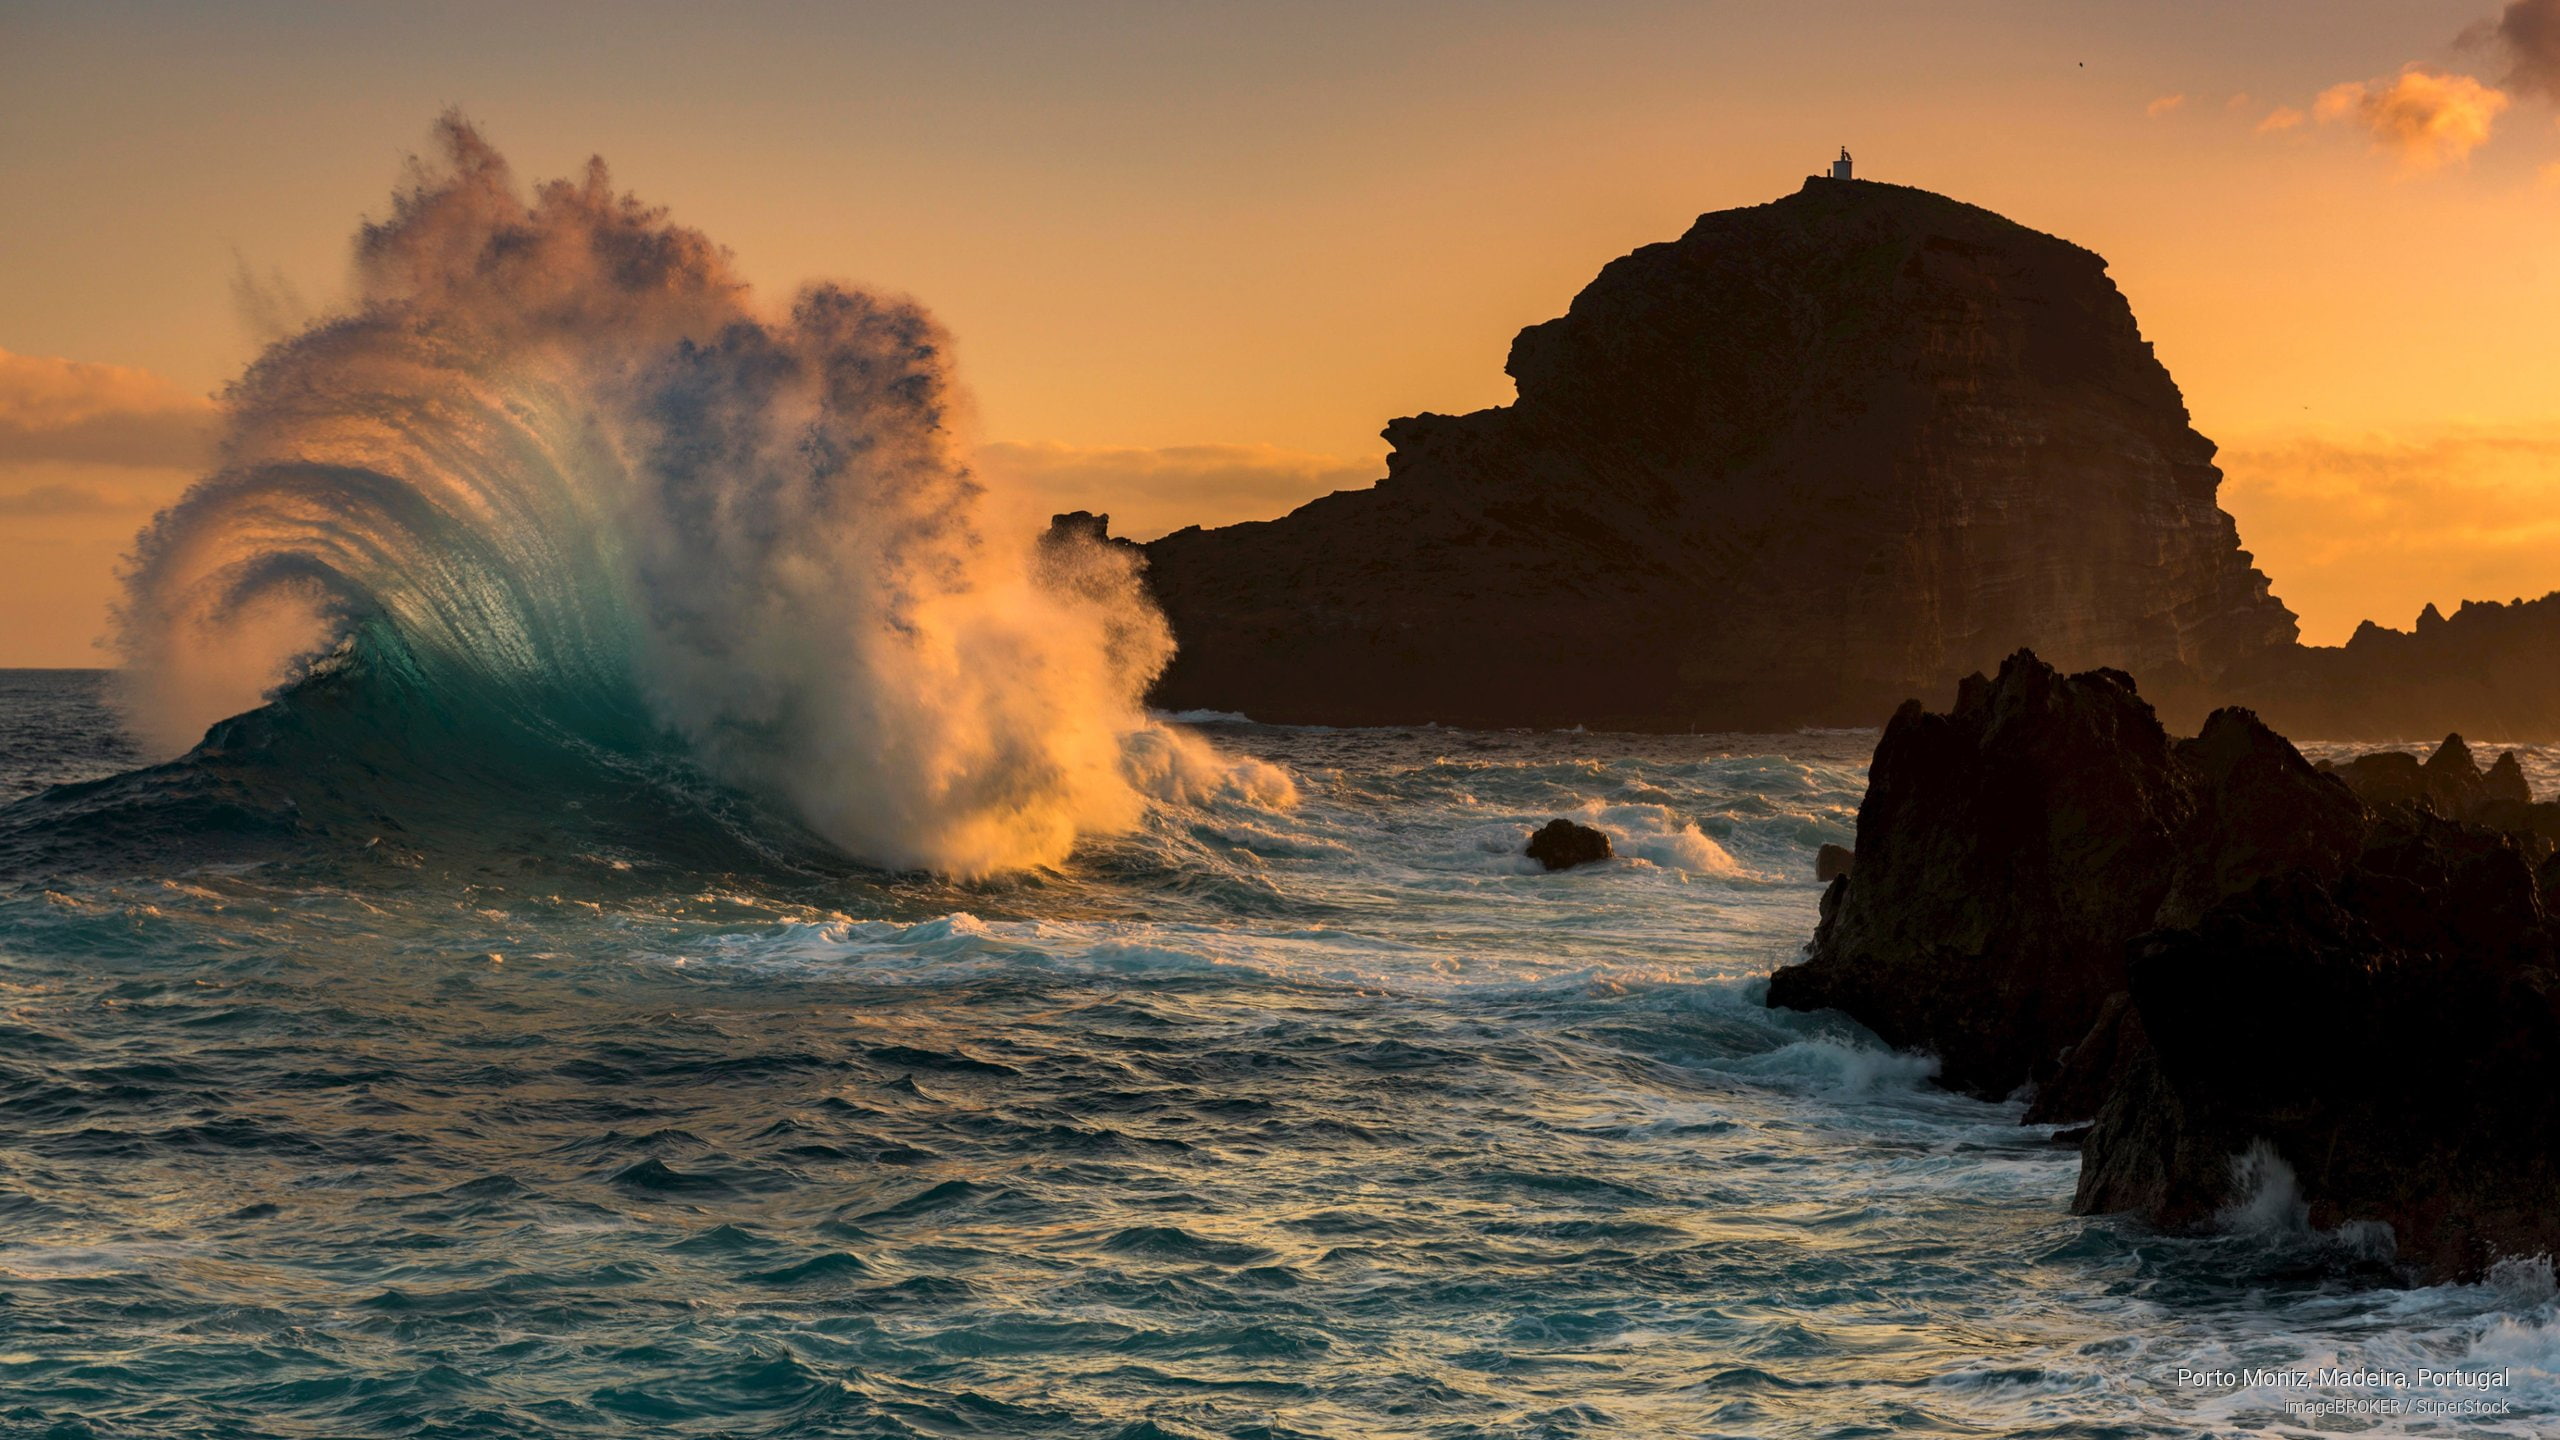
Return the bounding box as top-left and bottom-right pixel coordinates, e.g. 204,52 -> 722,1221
2220,593 -> 2560,741
1765,651 -> 2358,1099
1136,180 -> 2296,729
2078,805 -> 2560,1280
1774,648 -> 2560,1281
2317,734 -> 2560,843
1525,819 -> 1612,871
1814,843 -> 1854,881
1043,510 -> 1140,557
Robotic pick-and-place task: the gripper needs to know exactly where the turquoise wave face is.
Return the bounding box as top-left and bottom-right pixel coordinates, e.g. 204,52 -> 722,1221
7,690 -> 2560,1438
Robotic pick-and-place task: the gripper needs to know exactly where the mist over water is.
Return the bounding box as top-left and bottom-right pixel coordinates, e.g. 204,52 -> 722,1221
111,115 -> 1271,878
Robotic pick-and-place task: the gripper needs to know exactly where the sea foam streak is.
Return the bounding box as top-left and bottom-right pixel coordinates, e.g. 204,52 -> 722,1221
113,116 -> 1280,876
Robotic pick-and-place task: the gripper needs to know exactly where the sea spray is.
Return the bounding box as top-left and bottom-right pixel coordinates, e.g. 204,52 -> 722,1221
112,115 -> 1271,876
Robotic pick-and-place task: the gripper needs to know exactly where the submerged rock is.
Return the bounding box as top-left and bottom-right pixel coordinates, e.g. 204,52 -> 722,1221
1525,819 -> 1612,871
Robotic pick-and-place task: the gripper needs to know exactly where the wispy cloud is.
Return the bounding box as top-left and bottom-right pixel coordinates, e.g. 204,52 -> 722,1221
2257,105 -> 2307,133
974,440 -> 1379,540
0,349 -> 217,469
2145,92 -> 2187,118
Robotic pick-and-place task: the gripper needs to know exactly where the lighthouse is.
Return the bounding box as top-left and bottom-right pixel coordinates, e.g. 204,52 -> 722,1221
1830,147 -> 1853,181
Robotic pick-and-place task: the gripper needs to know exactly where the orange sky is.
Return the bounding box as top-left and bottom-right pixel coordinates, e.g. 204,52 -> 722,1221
9,1 -> 2560,663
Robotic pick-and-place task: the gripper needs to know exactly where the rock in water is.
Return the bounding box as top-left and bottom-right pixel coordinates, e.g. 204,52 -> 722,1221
1140,180 -> 2295,729
2486,749 -> 2535,808
2320,735 -> 2560,841
1778,645 -> 2560,1282
1525,819 -> 1612,871
1814,843 -> 1854,881
2076,807 -> 2560,1281
1766,650 -> 2362,1101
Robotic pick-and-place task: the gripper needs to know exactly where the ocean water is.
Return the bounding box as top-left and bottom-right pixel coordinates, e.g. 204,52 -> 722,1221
4,669 -> 2558,1440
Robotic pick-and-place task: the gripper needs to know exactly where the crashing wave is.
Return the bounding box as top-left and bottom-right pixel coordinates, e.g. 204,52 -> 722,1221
109,115 -> 1281,877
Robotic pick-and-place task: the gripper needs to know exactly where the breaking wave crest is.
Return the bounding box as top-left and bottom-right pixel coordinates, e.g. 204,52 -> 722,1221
108,115 -> 1276,877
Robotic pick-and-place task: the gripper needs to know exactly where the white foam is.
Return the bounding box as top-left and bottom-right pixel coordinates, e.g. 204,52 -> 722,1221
2218,1140 -> 2311,1236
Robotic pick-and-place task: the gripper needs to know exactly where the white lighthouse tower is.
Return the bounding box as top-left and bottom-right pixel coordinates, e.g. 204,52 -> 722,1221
1830,147 -> 1853,181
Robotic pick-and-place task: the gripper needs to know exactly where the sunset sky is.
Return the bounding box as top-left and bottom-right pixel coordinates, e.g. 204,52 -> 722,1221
9,0 -> 2560,662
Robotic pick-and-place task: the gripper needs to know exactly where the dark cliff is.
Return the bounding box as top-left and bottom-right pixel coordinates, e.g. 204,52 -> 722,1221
1138,179 -> 2298,730
1770,649 -> 2560,1281
2219,593 -> 2560,741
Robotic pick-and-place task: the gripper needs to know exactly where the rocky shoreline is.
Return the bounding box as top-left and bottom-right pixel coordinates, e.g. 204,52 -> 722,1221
1769,650 -> 2560,1282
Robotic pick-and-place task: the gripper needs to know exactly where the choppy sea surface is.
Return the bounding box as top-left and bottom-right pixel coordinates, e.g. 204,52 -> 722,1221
4,667 -> 2557,1439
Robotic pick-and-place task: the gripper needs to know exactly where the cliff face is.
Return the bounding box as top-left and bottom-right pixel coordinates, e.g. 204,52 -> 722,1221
1141,179 -> 2298,730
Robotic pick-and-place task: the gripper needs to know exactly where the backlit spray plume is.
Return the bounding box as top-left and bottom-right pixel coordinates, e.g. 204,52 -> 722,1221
115,115 -> 1286,876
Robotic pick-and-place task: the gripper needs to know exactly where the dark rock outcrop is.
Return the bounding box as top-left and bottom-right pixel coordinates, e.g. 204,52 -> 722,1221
1525,819 -> 1612,871
1765,650 -> 2359,1100
1043,510 -> 1141,558
1814,843 -> 1855,882
2076,808 -> 2560,1280
1777,645 -> 2560,1281
1136,180 -> 2296,730
2221,593 -> 2560,742
2319,735 -> 2560,844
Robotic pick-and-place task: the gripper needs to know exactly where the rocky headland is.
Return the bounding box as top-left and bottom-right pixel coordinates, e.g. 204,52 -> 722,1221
1078,178 -> 2560,741
1131,179 -> 2298,730
1768,650 -> 2560,1281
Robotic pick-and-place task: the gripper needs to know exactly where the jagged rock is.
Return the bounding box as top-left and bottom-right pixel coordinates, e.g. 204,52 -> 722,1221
1781,647 -> 2560,1281
2487,750 -> 2535,808
2076,808 -> 2560,1281
2321,750 -> 2431,810
1139,181 -> 2295,730
2220,594 -> 2560,741
1525,819 -> 1612,871
1765,650 -> 2360,1102
1043,510 -> 1140,556
2322,736 -> 2559,854
1814,843 -> 1854,881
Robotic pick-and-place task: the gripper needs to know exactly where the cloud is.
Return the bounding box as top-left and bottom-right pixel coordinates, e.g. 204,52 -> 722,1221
2310,68 -> 2509,170
973,440 -> 1380,541
2145,93 -> 2187,118
2472,0 -> 2560,99
0,481 -> 143,517
2218,425 -> 2560,643
0,349 -> 217,469
2257,105 -> 2307,133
